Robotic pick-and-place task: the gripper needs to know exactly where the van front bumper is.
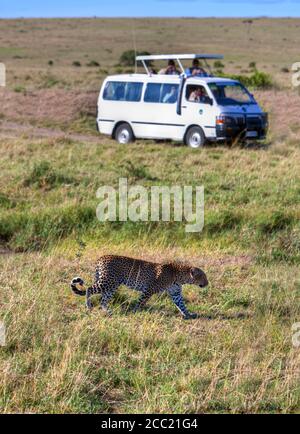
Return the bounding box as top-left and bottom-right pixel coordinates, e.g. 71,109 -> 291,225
216,113 -> 268,141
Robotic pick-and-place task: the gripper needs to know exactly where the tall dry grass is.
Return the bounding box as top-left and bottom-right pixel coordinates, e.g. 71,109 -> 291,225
1,249 -> 300,413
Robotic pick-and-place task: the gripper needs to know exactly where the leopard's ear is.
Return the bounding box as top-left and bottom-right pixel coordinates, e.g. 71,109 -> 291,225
190,267 -> 202,279
190,267 -> 197,279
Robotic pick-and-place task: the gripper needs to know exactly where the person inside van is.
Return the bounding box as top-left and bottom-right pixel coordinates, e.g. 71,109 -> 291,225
158,60 -> 180,75
188,86 -> 208,103
162,86 -> 178,103
185,59 -> 208,77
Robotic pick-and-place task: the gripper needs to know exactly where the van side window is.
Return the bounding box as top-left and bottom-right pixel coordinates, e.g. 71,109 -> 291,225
144,83 -> 161,103
144,83 -> 179,103
185,84 -> 210,104
103,81 -> 143,102
161,84 -> 178,103
125,82 -> 143,102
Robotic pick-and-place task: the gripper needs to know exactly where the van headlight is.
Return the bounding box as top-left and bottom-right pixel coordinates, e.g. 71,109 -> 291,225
216,115 -> 235,126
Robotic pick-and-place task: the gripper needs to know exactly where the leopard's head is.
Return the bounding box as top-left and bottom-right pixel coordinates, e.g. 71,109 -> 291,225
189,267 -> 208,288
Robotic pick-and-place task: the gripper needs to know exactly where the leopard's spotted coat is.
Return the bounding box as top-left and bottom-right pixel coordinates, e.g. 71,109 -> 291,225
71,255 -> 208,319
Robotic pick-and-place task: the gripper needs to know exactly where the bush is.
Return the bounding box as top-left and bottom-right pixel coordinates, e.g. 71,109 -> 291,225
72,61 -> 81,67
119,50 -> 151,67
218,70 -> 274,89
86,60 -> 100,67
214,60 -> 224,69
248,70 -> 273,88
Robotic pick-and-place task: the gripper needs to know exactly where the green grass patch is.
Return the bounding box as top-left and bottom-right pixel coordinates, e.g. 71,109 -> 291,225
23,160 -> 78,189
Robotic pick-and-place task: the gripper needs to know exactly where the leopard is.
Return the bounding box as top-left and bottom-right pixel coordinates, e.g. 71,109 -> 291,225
71,254 -> 208,320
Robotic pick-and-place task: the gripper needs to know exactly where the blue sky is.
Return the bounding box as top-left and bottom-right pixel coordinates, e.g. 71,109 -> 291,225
1,0 -> 300,18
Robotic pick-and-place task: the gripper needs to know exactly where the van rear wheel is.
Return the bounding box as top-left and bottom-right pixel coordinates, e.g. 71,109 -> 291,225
115,123 -> 134,144
185,126 -> 206,148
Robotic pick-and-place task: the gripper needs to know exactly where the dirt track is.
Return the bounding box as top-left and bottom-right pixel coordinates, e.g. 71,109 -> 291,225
0,119 -> 100,143
1,88 -> 299,143
0,88 -> 98,124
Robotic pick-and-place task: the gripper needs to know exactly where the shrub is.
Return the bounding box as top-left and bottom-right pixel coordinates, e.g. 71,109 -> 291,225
248,70 -> 273,88
281,67 -> 289,73
86,60 -> 100,67
218,70 -> 274,89
72,61 -> 81,67
119,50 -> 151,67
249,61 -> 256,69
214,60 -> 224,69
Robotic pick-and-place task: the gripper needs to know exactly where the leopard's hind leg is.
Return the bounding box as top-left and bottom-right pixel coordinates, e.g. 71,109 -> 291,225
97,276 -> 120,315
86,265 -> 107,311
100,285 -> 119,315
86,284 -> 99,311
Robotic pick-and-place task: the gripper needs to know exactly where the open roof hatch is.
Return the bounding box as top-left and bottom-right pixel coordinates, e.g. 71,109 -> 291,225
135,53 -> 224,75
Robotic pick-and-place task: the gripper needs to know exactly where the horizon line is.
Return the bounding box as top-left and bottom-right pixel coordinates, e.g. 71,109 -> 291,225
1,15 -> 300,19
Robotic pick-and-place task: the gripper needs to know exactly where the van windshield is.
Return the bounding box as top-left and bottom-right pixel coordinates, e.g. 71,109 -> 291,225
208,82 -> 255,105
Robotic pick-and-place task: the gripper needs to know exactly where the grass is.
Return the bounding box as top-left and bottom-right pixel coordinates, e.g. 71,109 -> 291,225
0,132 -> 300,413
1,18 -> 300,90
0,17 -> 300,414
23,160 -> 78,189
0,137 -> 299,257
1,252 -> 299,413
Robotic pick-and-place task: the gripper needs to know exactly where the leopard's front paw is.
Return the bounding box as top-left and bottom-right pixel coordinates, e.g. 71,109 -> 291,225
183,312 -> 198,320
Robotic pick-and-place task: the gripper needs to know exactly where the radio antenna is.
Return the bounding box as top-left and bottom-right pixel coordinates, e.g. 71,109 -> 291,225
132,20 -> 137,73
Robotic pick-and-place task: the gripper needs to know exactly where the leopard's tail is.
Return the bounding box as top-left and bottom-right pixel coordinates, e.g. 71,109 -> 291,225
71,276 -> 87,296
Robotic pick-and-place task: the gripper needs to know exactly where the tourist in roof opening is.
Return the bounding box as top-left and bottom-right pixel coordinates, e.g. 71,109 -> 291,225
149,67 -> 157,75
185,59 -> 209,77
158,59 -> 180,75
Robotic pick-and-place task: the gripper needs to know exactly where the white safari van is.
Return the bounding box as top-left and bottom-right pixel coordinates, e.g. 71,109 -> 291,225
97,54 -> 268,148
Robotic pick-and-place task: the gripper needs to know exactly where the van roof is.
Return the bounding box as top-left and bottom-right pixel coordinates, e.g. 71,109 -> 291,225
136,54 -> 223,61
136,53 -> 224,74
104,74 -> 238,85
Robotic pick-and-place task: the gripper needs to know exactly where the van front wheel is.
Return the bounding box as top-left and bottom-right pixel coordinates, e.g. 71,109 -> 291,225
185,126 -> 206,148
115,123 -> 134,144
